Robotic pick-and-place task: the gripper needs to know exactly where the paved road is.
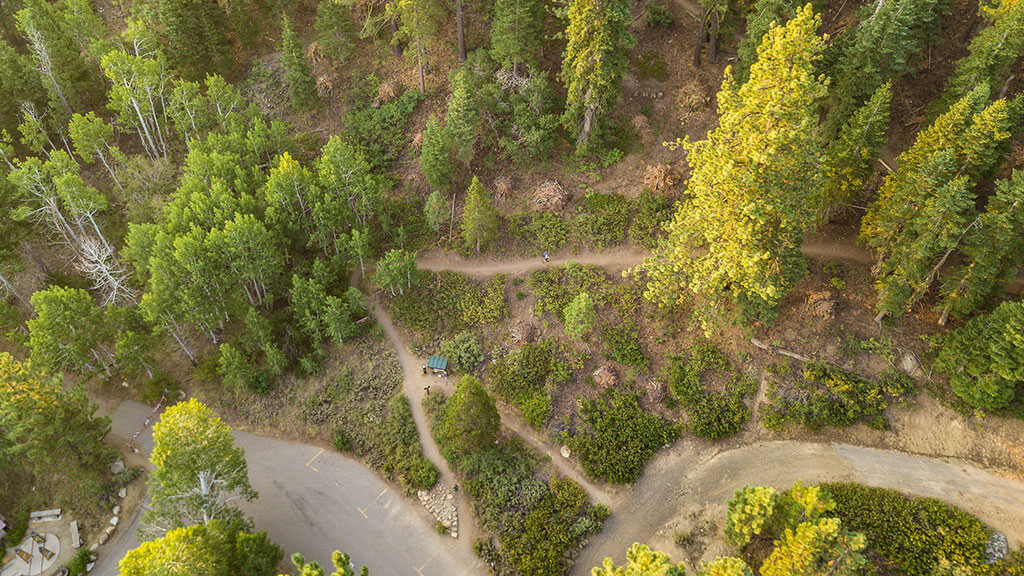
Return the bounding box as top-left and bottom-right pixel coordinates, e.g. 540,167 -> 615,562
93,400 -> 481,576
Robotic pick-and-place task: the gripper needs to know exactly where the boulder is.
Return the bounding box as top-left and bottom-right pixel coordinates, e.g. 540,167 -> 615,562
901,352 -> 920,377
109,460 -> 125,475
112,506 -> 121,515
560,445 -> 571,459
109,516 -> 119,526
118,488 -> 127,499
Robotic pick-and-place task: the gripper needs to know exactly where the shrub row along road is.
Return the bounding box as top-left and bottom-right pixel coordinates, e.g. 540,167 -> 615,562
95,246 -> 1024,576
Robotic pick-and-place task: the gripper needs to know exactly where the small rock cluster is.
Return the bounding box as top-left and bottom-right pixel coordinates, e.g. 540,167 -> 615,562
634,90 -> 665,99
417,482 -> 459,539
986,533 -> 1008,564
87,461 -> 138,565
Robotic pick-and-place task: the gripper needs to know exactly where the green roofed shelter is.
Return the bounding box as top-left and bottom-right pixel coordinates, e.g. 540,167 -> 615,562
427,355 -> 448,373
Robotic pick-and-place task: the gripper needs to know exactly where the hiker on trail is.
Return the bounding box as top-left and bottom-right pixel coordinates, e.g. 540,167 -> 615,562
422,365 -> 427,375
543,251 -> 550,263
424,385 -> 431,395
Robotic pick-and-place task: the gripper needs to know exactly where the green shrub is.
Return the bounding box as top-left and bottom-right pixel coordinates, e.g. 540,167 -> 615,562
563,292 -> 597,338
761,365 -> 915,431
332,427 -> 352,452
646,3 -> 675,25
602,321 -> 648,370
4,505 -> 28,545
508,211 -> 570,253
629,190 -> 673,249
344,78 -> 423,170
140,374 -> 179,404
528,263 -> 613,320
378,394 -> 439,492
667,340 -> 754,440
571,192 -> 632,249
389,272 -> 507,337
440,331 -> 485,372
489,340 -> 560,428
823,483 -> 993,576
567,390 -> 678,484
67,548 -> 93,576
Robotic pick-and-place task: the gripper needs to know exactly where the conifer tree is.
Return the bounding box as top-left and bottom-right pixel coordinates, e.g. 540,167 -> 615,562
156,0 -> 233,79
436,376 -> 499,462
281,14 -> 319,111
860,87 -> 1016,320
638,6 -> 827,329
820,83 -> 892,203
733,0 -> 798,83
937,0 -> 1024,112
315,0 -> 357,62
390,0 -> 443,92
490,0 -> 545,74
461,175 -> 499,254
560,0 -> 635,152
824,0 -> 946,134
934,301 -> 1024,411
419,115 -> 454,191
446,67 -> 479,167
938,170 -> 1024,323
424,190 -> 449,233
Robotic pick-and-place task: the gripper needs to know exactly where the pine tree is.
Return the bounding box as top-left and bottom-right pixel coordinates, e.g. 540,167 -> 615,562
733,0 -> 798,83
424,190 -> 449,233
824,0 -> 946,135
437,376 -> 499,462
560,0 -> 635,152
315,0 -> 357,62
390,0 -> 444,92
860,87 -> 1016,320
490,0 -> 545,74
419,114 -> 454,191
937,0 -> 1024,113
120,521 -> 282,576
461,175 -> 499,254
725,485 -> 780,546
281,14 -> 319,111
638,6 -> 827,329
156,0 -> 233,79
934,301 -> 1024,411
938,170 -> 1024,323
446,67 -> 479,167
820,82 -> 892,203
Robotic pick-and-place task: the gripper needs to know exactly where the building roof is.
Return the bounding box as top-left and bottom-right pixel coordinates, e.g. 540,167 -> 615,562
427,355 -> 448,371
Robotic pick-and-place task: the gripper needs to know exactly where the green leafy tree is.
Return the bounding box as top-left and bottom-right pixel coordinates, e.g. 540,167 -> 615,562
461,176 -> 499,254
490,0 -> 545,74
820,83 -> 892,203
424,189 -> 449,233
69,112 -> 124,191
291,274 -> 367,352
217,308 -> 287,393
0,353 -> 114,509
316,136 -> 383,231
560,0 -> 635,152
563,292 -> 596,338
315,0 -> 357,62
0,39 -> 47,135
419,115 -> 453,191
934,301 -> 1024,411
372,249 -> 417,296
120,521 -> 282,576
101,47 -> 172,160
938,170 -> 1024,322
725,485 -> 780,546
28,286 -> 115,377
446,67 -> 479,166
281,14 -> 319,111
145,398 -> 258,536
937,0 -> 1024,113
639,6 -> 827,330
390,0 -> 443,92
284,551 -> 368,576
591,542 -> 687,576
437,376 -> 500,462
703,558 -> 753,576
860,87 -> 1015,320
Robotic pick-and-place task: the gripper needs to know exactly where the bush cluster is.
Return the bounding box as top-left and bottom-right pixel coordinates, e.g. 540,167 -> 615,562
389,272 -> 507,337
507,212 -> 570,254
667,341 -> 754,440
761,364 -> 915,431
823,483 -> 995,576
489,339 -> 566,428
602,321 -> 649,370
566,389 -> 678,483
629,190 -> 674,249
426,392 -> 606,576
439,331 -> 485,373
571,192 -> 632,249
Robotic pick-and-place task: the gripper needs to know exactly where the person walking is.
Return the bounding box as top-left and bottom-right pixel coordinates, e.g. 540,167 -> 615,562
542,251 -> 550,263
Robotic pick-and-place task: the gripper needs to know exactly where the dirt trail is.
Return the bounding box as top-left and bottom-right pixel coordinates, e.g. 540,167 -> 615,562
572,440 -> 1024,574
367,300 -> 479,549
